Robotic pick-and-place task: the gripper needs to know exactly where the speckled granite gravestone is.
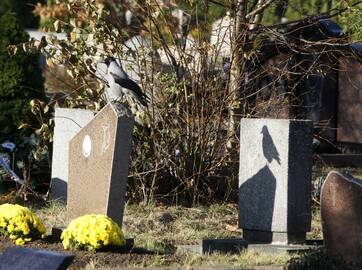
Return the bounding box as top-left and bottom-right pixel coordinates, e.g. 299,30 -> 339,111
67,103 -> 134,227
50,108 -> 95,201
239,118 -> 313,244
0,247 -> 74,270
321,171 -> 362,267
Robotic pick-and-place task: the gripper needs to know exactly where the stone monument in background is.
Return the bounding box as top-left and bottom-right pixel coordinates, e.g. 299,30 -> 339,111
50,108 -> 95,201
321,171 -> 362,267
239,118 -> 313,244
67,102 -> 134,227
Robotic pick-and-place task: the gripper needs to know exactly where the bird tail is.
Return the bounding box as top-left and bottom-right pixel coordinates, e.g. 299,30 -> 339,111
137,92 -> 149,107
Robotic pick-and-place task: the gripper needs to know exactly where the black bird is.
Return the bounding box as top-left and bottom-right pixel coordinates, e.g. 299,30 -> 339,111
102,57 -> 148,106
261,125 -> 281,165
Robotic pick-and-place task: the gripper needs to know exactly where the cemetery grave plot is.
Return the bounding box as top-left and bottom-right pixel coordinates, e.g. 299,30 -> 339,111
0,195 -> 337,269
0,203 -> 244,269
0,235 -> 153,269
1,170 -> 361,270
1,108 -> 361,269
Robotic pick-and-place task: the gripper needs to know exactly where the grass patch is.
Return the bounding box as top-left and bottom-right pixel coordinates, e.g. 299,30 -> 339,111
9,199 -> 354,269
123,203 -> 239,253
122,250 -> 290,268
285,249 -> 351,270
33,200 -> 67,234
181,250 -> 290,268
307,207 -> 323,240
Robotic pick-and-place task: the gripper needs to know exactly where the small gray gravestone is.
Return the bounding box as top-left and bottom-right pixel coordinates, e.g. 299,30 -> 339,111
239,118 -> 313,244
67,102 -> 134,227
321,171 -> 362,267
0,247 -> 74,270
50,108 -> 95,201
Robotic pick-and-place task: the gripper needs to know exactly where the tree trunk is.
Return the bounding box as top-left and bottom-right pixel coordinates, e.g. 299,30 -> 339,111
227,0 -> 276,152
226,0 -> 247,151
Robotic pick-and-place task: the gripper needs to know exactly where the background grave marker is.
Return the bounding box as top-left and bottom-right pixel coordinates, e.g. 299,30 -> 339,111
50,108 -> 95,201
321,170 -> 362,267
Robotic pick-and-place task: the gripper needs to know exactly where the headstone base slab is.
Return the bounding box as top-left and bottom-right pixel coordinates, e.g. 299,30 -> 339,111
177,239 -> 322,255
243,229 -> 306,245
247,242 -> 322,255
51,226 -> 67,241
201,238 -> 248,254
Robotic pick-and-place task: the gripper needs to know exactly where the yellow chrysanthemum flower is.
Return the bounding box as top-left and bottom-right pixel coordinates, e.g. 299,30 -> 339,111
0,204 -> 46,245
15,238 -> 25,245
61,214 -> 125,251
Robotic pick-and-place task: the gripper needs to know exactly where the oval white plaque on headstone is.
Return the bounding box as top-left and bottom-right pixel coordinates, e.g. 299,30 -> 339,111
82,135 -> 92,157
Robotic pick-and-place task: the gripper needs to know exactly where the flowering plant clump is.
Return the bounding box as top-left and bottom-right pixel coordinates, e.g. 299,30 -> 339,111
0,204 -> 46,245
61,214 -> 126,251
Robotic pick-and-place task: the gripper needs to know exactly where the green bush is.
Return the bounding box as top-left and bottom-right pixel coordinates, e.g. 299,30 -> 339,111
0,11 -> 45,143
0,0 -> 43,29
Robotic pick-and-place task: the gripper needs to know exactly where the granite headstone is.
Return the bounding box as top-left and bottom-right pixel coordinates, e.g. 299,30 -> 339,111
0,247 -> 74,270
239,118 -> 313,244
321,170 -> 362,267
67,102 -> 134,227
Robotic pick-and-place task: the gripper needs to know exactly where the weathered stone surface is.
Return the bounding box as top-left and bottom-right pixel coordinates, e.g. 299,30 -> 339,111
67,103 -> 134,227
50,108 -> 95,201
0,247 -> 74,270
321,171 -> 362,267
337,57 -> 362,144
239,118 -> 313,244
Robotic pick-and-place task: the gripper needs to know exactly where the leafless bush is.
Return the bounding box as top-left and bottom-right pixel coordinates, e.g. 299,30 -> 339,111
30,0 -> 361,204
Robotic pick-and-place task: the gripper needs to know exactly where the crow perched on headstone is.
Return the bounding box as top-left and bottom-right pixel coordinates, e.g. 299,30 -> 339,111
101,57 -> 148,107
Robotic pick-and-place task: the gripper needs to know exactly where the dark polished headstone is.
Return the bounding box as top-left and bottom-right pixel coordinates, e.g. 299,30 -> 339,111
321,171 -> 362,267
337,58 -> 362,144
0,247 -> 74,270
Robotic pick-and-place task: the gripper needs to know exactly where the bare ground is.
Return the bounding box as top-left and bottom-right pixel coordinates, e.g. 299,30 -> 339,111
0,235 -> 160,269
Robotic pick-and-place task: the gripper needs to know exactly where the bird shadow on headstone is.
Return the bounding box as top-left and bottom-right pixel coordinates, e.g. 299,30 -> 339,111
239,164 -> 276,240
261,125 -> 281,165
239,125 -> 282,241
